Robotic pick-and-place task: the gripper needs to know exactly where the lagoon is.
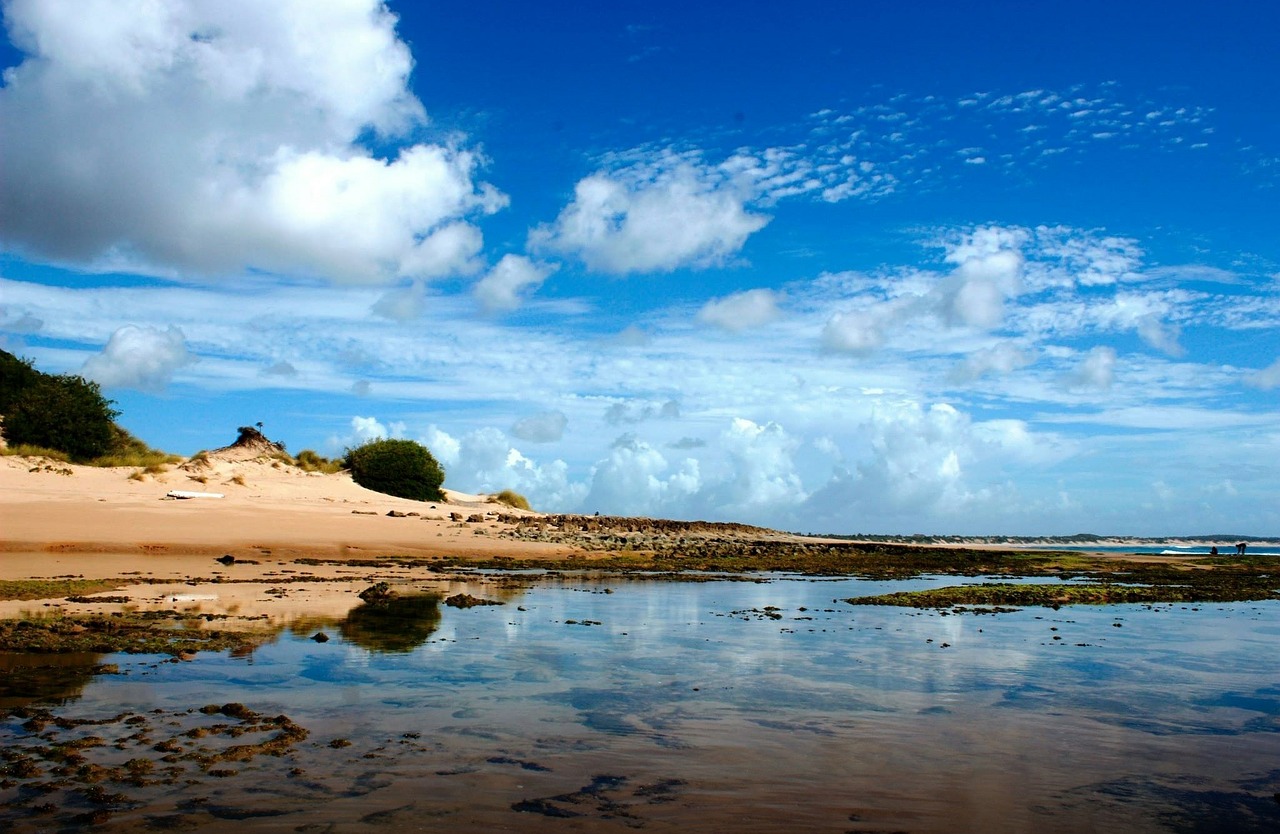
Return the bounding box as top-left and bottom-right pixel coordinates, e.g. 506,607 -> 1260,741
3,575 -> 1279,832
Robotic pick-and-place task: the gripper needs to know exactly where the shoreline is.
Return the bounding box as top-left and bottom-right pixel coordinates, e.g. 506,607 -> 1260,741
3,451 -> 1279,632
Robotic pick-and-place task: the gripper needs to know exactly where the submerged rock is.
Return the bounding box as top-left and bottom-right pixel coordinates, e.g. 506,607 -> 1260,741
358,583 -> 396,604
444,594 -> 503,609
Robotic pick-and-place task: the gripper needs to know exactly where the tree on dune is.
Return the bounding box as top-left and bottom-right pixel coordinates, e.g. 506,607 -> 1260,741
344,438 -> 446,502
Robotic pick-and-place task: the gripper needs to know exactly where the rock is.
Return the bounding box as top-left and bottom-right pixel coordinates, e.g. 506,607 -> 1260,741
386,510 -> 409,518
445,593 -> 503,608
466,514 -> 485,523
311,632 -> 329,643
358,582 -> 396,603
217,555 -> 236,565
449,512 -> 464,521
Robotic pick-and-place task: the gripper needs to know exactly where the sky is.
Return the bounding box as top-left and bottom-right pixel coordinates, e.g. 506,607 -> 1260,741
0,0 -> 1277,536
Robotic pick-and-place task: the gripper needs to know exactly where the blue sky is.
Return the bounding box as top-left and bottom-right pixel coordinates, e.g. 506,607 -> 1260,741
1,0 -> 1277,535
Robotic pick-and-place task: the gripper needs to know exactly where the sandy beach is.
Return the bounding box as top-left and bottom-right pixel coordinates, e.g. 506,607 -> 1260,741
0,442 -> 824,627
4,440 -> 1276,628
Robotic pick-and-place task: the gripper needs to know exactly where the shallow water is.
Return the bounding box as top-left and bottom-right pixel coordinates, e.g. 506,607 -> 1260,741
3,576 -> 1279,832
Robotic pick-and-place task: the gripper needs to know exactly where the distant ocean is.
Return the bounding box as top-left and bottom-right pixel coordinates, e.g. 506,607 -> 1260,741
1016,544 -> 1280,556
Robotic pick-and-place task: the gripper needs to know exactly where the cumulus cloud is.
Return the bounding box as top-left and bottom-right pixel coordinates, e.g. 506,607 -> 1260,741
1062,346 -> 1117,390
80,325 -> 195,390
713,418 -> 806,510
582,434 -> 701,517
473,255 -> 557,312
935,228 -> 1025,329
349,415 -> 405,444
1245,358 -> 1280,390
821,311 -> 884,356
422,425 -> 585,508
1135,315 -> 1185,357
948,342 -> 1033,382
697,289 -> 782,332
796,401 -> 983,531
530,152 -> 769,275
511,410 -> 568,443
604,399 -> 680,425
857,403 -> 969,508
0,0 -> 503,283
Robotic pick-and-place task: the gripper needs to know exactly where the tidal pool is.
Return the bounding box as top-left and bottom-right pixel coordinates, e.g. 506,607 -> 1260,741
2,576 -> 1279,832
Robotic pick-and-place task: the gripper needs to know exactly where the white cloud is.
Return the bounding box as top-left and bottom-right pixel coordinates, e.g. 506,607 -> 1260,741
0,0 -> 502,283
371,281 -> 427,322
348,415 -> 405,445
424,425 -> 584,508
422,425 -> 461,468
80,324 -> 195,390
697,289 -> 782,332
821,311 -> 885,356
530,152 -> 769,275
1062,346 -> 1117,390
714,418 -> 806,511
948,342 -> 1033,382
1246,358 -> 1280,390
473,255 -> 557,312
511,411 -> 568,443
582,434 -> 700,517
1136,314 -> 1185,357
935,229 -> 1025,329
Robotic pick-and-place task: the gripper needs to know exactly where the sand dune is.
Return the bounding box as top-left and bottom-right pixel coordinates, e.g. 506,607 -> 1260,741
0,446 -> 558,584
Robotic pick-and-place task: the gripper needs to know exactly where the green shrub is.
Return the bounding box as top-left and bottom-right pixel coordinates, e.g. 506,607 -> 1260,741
490,489 -> 532,510
2,373 -> 119,462
344,438 -> 445,501
1,349 -> 181,466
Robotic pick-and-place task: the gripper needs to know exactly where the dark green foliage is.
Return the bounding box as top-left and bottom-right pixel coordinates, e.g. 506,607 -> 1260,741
0,351 -> 41,414
344,438 -> 445,501
0,349 -> 178,465
3,368 -> 119,462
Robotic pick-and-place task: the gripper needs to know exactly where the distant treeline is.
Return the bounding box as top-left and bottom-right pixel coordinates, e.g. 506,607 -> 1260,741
812,532 -> 1276,544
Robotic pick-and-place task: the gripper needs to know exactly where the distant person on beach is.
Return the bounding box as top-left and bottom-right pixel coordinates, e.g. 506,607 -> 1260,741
1210,546 -> 1218,556
1236,542 -> 1247,555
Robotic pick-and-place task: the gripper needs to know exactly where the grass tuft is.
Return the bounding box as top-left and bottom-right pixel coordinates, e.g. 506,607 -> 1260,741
489,489 -> 532,511
294,449 -> 344,474
1,444 -> 71,462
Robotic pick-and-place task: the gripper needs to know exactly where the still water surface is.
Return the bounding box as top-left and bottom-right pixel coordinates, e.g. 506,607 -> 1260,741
3,576 -> 1279,832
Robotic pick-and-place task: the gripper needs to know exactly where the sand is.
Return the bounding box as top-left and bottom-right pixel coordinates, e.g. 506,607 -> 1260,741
4,445 -> 1272,625
0,445 -> 583,623
0,449 -> 566,573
